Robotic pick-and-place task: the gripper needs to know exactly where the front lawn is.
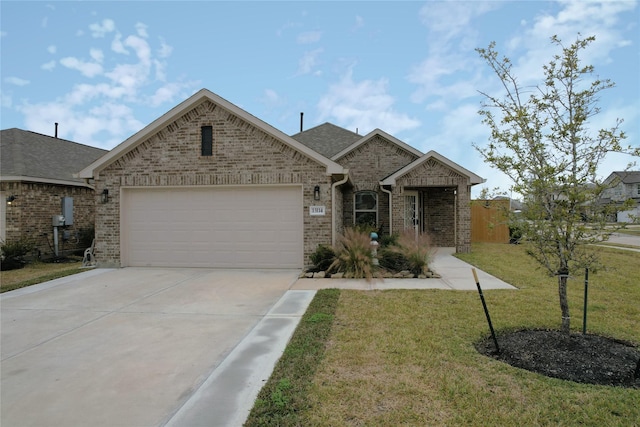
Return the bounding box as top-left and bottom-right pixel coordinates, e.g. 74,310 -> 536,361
246,243 -> 639,426
1,259 -> 85,293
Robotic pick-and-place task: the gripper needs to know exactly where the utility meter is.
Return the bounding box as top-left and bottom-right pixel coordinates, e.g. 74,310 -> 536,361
52,215 -> 65,227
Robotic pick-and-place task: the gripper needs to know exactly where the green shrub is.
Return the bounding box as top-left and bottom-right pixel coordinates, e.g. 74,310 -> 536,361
378,248 -> 411,272
329,228 -> 377,280
379,233 -> 398,248
1,238 -> 35,271
387,230 -> 434,275
309,244 -> 335,271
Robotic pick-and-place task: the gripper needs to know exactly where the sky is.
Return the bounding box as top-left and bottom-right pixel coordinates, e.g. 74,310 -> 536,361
1,0 -> 639,197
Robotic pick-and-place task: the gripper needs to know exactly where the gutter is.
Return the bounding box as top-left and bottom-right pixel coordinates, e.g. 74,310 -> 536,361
380,184 -> 393,235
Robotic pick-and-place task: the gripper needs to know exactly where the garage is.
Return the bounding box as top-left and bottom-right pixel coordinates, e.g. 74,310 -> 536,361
121,186 -> 303,268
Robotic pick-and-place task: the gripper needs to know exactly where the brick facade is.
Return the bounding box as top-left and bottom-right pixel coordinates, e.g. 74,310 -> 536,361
335,135 -> 419,235
94,100 -> 333,267
390,158 -> 472,253
85,90 -> 480,267
1,181 -> 96,258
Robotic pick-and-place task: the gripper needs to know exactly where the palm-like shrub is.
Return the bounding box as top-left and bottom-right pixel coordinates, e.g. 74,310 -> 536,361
329,228 -> 377,280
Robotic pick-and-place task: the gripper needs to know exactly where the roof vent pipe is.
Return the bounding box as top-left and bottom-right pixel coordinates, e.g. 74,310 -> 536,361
55,122 -> 58,138
300,112 -> 304,132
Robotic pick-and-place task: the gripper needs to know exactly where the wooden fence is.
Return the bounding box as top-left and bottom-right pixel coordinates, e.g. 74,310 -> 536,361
471,199 -> 510,244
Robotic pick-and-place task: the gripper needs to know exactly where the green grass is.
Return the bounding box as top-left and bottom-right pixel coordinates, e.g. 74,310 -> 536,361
614,228 -> 640,237
245,288 -> 341,425
245,243 -> 640,426
1,260 -> 85,293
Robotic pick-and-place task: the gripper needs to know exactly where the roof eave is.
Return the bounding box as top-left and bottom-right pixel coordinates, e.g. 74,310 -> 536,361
380,150 -> 485,186
1,175 -> 95,188
331,128 -> 423,161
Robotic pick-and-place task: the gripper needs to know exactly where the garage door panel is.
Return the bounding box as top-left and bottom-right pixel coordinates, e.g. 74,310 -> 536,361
123,187 -> 303,268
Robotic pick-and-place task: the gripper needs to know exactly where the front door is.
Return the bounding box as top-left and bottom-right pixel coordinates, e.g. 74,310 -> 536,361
403,191 -> 419,239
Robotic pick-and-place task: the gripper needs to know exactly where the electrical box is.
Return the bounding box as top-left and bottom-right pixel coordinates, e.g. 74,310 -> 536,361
52,215 -> 65,227
61,197 -> 74,225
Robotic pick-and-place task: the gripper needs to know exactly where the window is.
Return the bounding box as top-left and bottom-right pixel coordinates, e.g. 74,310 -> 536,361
354,191 -> 377,226
201,126 -> 213,156
636,183 -> 640,196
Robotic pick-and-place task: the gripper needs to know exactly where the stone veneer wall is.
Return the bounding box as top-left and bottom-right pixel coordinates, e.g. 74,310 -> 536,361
0,181 -> 96,257
94,100 -> 333,267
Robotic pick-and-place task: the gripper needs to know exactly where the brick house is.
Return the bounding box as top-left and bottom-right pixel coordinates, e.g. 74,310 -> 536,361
1,128 -> 107,257
78,89 -> 484,268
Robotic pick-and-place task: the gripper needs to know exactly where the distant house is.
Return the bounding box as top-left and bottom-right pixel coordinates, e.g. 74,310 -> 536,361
600,171 -> 640,223
78,89 -> 484,268
1,128 -> 107,257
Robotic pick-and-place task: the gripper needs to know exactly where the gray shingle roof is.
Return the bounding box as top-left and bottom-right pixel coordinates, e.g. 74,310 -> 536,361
610,171 -> 640,184
290,123 -> 362,158
1,128 -> 107,184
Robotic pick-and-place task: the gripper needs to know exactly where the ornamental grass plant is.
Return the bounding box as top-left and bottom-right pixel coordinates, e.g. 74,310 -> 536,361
328,228 -> 377,281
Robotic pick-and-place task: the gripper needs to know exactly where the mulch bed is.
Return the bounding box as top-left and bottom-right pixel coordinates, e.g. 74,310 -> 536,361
476,329 -> 640,388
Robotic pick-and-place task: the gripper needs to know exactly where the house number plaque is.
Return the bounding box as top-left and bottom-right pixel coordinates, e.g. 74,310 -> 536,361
309,206 -> 326,216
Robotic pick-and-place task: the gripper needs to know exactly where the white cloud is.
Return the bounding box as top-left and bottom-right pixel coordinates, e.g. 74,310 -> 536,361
111,33 -> 128,54
418,0 -> 499,44
352,15 -> 364,32
297,48 -> 323,76
146,83 -> 187,107
5,76 -> 29,86
297,30 -> 322,44
135,22 -> 148,38
261,89 -> 285,109
157,39 -> 172,58
47,45 -> 56,54
41,61 -> 56,71
1,92 -> 12,108
90,48 -> 104,63
60,56 -> 103,78
318,67 -> 420,135
13,20 -> 198,149
505,1 -> 637,86
89,19 -> 116,38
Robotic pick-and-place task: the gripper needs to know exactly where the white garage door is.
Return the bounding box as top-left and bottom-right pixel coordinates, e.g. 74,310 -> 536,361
121,186 -> 303,268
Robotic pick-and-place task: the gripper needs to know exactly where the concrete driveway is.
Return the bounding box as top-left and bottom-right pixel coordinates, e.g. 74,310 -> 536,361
1,268 -> 312,427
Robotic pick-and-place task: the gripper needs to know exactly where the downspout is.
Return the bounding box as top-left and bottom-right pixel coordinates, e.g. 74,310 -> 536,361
454,187 -> 458,252
331,172 -> 350,246
380,184 -> 393,235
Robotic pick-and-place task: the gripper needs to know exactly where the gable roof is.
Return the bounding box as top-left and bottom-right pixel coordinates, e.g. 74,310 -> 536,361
1,128 -> 107,187
331,128 -> 423,161
291,123 -> 362,158
380,150 -> 485,186
605,171 -> 640,184
78,89 -> 345,179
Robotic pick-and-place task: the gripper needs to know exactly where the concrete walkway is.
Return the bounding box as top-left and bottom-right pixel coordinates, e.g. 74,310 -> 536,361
292,247 -> 516,291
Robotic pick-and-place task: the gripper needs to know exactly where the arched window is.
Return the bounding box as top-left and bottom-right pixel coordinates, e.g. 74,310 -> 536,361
354,191 -> 377,226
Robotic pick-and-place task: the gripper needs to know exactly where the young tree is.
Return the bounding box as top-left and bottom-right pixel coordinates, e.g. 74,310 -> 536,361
475,35 -> 639,333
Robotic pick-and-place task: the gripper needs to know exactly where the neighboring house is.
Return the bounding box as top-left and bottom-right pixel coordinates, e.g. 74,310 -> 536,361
78,89 -> 484,269
1,128 -> 107,257
600,171 -> 640,222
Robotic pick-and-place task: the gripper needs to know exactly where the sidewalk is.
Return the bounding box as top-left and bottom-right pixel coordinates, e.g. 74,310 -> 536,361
291,247 -> 516,291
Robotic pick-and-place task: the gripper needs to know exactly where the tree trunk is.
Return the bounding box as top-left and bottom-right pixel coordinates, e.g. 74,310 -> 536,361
558,274 -> 570,334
